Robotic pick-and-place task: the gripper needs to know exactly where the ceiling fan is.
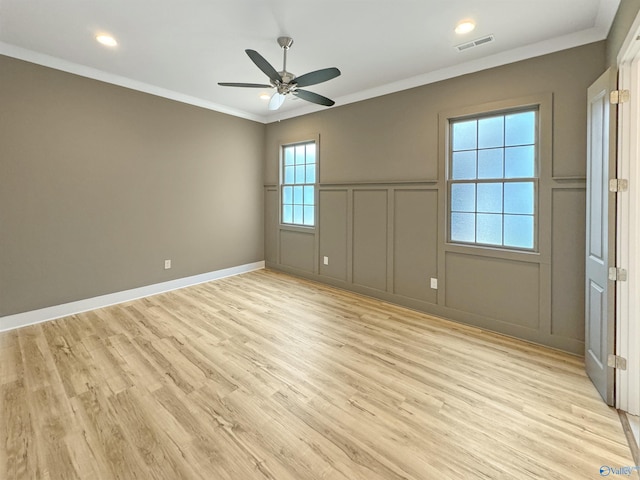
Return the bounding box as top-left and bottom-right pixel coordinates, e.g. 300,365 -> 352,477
218,36 -> 341,111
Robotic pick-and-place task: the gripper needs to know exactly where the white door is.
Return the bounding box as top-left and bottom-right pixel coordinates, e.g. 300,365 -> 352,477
585,68 -> 617,406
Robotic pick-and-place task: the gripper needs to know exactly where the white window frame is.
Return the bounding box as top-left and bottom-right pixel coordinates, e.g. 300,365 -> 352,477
446,106 -> 540,252
279,139 -> 318,228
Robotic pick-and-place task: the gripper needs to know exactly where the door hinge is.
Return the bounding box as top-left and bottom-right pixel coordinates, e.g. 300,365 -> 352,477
608,267 -> 628,282
609,179 -> 629,193
610,89 -> 630,104
608,354 -> 628,370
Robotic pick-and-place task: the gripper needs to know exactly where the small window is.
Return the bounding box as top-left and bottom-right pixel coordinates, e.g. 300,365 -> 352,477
448,108 -> 538,250
281,141 -> 316,226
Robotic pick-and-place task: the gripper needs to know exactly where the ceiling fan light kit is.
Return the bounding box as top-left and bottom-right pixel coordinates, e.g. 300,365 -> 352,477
218,36 -> 341,111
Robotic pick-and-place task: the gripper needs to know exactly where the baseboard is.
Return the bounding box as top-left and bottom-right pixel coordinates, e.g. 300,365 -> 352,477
266,262 -> 584,355
0,261 -> 265,333
619,411 -> 640,467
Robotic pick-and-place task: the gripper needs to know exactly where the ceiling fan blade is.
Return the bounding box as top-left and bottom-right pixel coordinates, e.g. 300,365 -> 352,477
245,49 -> 282,83
293,67 -> 341,88
218,82 -> 272,88
294,89 -> 335,107
269,92 -> 286,111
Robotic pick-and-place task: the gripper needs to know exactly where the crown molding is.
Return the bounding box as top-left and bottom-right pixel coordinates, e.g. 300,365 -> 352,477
0,12 -> 615,125
0,41 -> 266,123
265,26 -> 609,123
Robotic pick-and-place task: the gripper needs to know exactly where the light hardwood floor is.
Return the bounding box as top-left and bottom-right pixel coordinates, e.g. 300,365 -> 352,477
0,269 -> 635,479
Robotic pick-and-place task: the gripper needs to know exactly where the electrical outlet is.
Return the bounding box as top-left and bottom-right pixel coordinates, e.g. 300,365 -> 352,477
164,259 -> 172,270
430,278 -> 438,289
323,256 -> 329,266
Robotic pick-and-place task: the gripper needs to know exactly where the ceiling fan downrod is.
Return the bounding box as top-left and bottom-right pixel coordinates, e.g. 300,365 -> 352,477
277,36 -> 294,62
275,37 -> 295,94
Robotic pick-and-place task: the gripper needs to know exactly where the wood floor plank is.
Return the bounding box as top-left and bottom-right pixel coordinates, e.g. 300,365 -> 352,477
150,384 -> 248,480
0,269 -> 636,479
0,330 -> 21,386
1,380 -> 36,480
107,387 -> 203,480
73,385 -> 149,479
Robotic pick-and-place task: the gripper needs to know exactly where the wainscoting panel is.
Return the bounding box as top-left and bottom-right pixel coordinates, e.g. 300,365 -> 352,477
352,189 -> 388,292
445,252 -> 541,330
319,190 -> 349,281
393,189 -> 438,303
280,230 -> 315,273
551,187 -> 587,340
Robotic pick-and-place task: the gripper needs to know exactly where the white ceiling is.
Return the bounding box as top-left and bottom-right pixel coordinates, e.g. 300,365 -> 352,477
0,0 -> 620,123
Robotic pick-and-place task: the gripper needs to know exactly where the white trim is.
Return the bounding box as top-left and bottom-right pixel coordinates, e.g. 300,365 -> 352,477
616,9 -> 640,416
626,413 -> 640,448
267,26 -> 608,123
0,23 -> 609,125
0,261 -> 265,333
617,3 -> 640,65
0,42 -> 265,124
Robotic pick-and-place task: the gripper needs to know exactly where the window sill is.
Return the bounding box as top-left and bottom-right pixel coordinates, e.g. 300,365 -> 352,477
279,224 -> 316,233
444,242 -> 543,264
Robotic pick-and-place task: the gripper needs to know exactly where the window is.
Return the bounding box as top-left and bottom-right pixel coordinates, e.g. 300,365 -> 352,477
448,108 -> 538,250
281,141 -> 316,226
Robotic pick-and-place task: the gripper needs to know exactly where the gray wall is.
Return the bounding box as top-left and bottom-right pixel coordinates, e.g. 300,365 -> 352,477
3,17 -> 630,352
264,42 -> 607,354
607,0 -> 640,67
0,55 -> 265,317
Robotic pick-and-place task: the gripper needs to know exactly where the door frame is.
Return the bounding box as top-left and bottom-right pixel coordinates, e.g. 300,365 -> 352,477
615,10 -> 640,416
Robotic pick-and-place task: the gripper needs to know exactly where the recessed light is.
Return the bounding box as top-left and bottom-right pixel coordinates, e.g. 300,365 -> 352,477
260,93 -> 271,100
455,20 -> 476,35
96,34 -> 118,47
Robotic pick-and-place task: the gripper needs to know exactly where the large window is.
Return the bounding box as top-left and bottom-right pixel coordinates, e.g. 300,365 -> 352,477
448,108 -> 538,250
281,141 -> 316,226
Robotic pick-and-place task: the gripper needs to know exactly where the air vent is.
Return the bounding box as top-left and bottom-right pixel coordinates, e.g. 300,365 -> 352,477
455,34 -> 495,52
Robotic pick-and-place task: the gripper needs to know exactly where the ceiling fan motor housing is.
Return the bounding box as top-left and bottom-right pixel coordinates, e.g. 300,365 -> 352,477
275,71 -> 297,94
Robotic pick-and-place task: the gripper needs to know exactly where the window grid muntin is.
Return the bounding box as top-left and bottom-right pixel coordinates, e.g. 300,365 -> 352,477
448,178 -> 538,249
281,141 -> 316,227
448,108 -> 538,251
